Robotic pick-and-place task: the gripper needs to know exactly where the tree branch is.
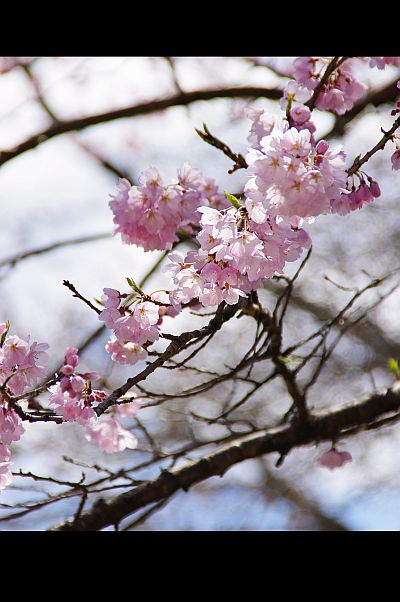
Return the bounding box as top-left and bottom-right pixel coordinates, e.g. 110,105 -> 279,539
0,86 -> 281,169
52,384 -> 400,530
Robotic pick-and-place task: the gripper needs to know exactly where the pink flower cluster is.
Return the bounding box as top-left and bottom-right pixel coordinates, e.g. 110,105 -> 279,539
85,401 -> 141,453
0,405 -> 25,445
280,80 -> 316,135
368,57 -> 400,70
0,321 -> 49,491
85,414 -> 138,453
292,57 -> 367,115
392,150 -> 400,171
99,288 -> 162,365
390,110 -> 400,170
47,346 -> 141,456
0,406 -> 25,491
48,347 -> 104,425
109,164 -> 227,251
0,442 -> 12,491
330,177 -> 381,215
0,323 -> 49,396
166,205 -> 311,308
245,122 -> 348,219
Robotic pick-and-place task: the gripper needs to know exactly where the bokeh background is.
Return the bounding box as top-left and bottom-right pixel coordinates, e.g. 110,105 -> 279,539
1,56 -> 400,530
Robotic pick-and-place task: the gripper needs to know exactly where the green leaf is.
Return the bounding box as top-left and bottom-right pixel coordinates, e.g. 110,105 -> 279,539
0,320 -> 10,347
126,277 -> 142,294
388,358 -> 399,376
224,191 -> 241,209
278,356 -> 302,365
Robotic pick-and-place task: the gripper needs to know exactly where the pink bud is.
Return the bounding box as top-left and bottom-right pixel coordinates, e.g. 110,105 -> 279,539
318,449 -> 352,470
316,140 -> 329,155
368,179 -> 381,198
65,347 -> 79,368
391,150 -> 400,171
289,104 -> 311,126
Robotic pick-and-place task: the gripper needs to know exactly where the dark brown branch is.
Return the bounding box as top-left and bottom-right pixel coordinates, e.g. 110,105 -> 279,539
347,115 -> 400,176
52,385 -> 400,531
306,57 -> 346,111
195,123 -> 248,173
0,233 -> 111,271
62,280 -> 101,315
0,86 -> 281,168
95,300 -> 246,416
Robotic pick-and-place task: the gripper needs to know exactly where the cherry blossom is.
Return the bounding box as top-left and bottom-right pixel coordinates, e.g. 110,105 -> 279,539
105,338 -> 148,365
167,203 -> 311,307
99,288 -> 162,365
318,448 -> 352,470
245,122 -> 348,220
369,57 -> 400,70
292,57 -> 367,115
391,150 -> 400,171
109,164 -> 227,251
48,347 -> 102,425
0,405 -> 25,445
0,333 -> 49,396
85,415 -> 138,453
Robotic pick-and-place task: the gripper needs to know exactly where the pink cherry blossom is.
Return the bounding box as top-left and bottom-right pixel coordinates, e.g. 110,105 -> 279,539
0,334 -> 49,396
48,347 -> 104,425
0,443 -> 12,491
167,202 -> 311,308
369,57 -> 400,70
293,57 -> 367,116
134,301 -> 160,329
245,121 -> 347,220
116,400 -> 141,418
85,415 -> 138,453
318,448 -> 352,470
391,150 -> 400,171
0,443 -> 10,463
0,460 -> 12,491
101,288 -> 121,309
109,164 -> 227,252
105,337 -> 147,365
0,405 -> 25,445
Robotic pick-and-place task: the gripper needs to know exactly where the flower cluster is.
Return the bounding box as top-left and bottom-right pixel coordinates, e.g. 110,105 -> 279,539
47,346 -> 141,456
85,400 -> 141,453
0,406 -> 24,491
109,163 -> 227,251
0,322 -> 49,491
48,347 -> 104,425
244,121 -> 348,220
166,205 -> 311,308
0,443 -> 12,491
279,80 -> 316,135
368,57 -> 400,70
390,95 -> 400,171
292,57 -> 367,115
330,176 -> 381,215
0,323 -> 49,396
99,287 -> 162,365
85,414 -> 138,453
